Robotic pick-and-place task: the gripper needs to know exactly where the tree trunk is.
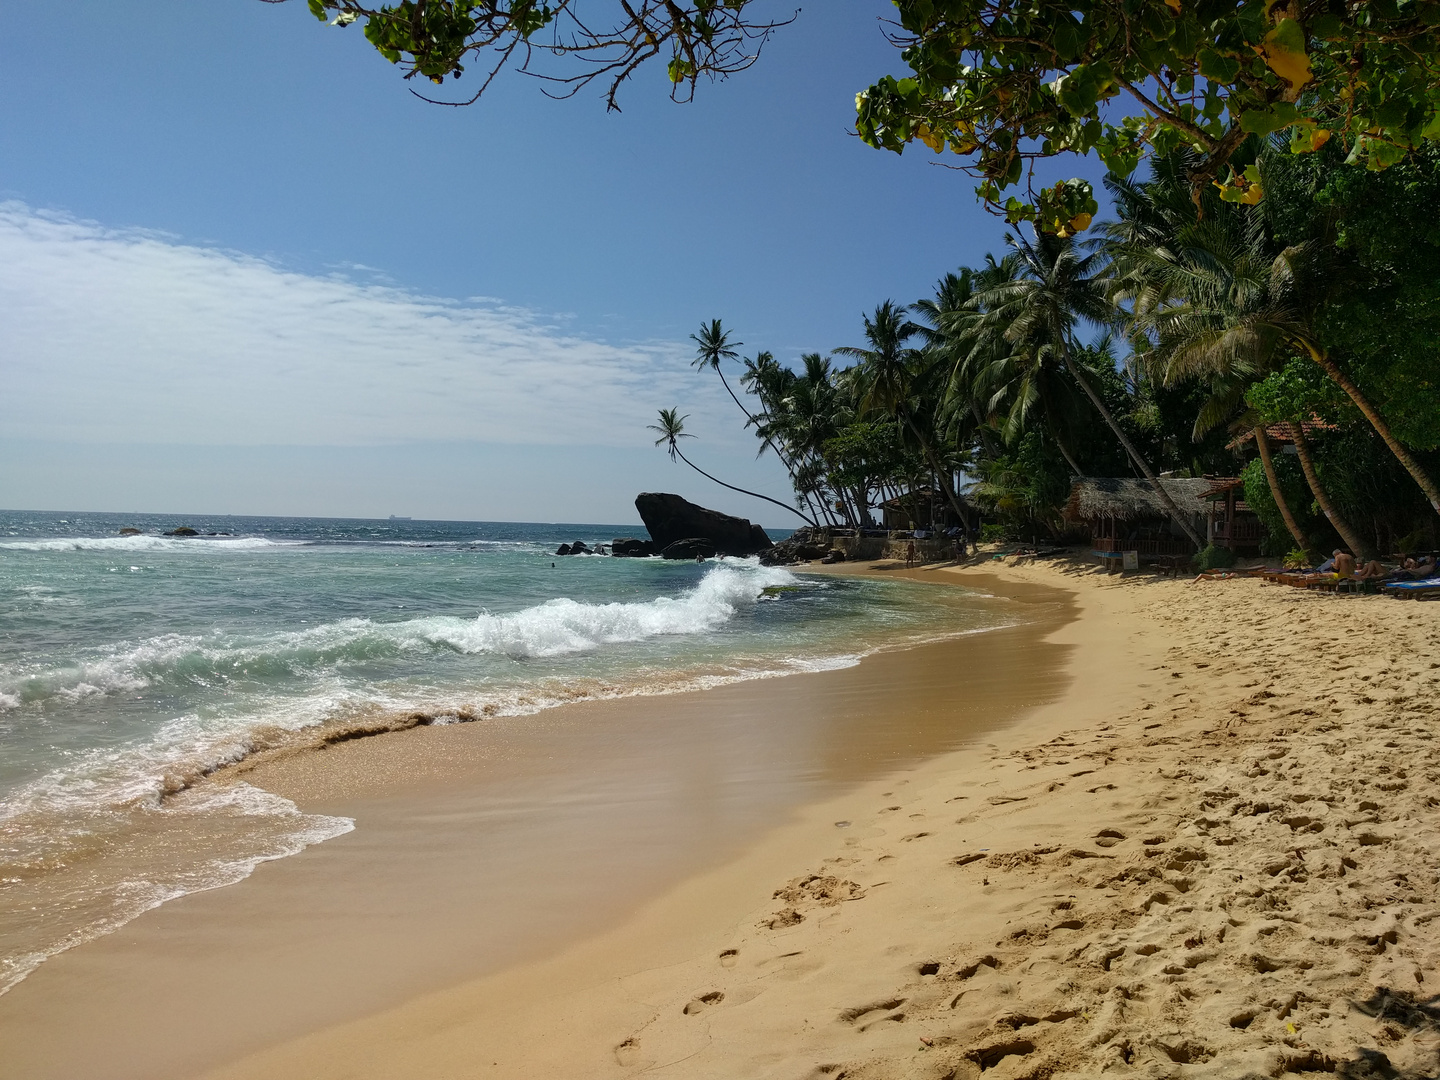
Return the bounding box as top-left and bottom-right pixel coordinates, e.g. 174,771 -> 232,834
1303,343 -> 1440,516
1053,433 -> 1084,478
1287,421 -> 1370,560
908,418 -> 974,551
673,448 -> 818,526
1060,344 -> 1207,551
1252,426 -> 1310,555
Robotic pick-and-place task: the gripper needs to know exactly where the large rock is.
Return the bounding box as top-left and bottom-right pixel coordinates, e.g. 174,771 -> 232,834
634,493 -> 773,557
610,537 -> 655,557
661,538 -> 717,560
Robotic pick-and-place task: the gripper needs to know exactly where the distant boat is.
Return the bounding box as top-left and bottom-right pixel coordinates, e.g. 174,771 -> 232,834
389,515 -> 412,521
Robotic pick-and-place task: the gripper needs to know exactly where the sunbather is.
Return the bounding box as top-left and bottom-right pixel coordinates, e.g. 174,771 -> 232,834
1332,550 -> 1356,579
1353,559 -> 1390,581
1404,555 -> 1437,579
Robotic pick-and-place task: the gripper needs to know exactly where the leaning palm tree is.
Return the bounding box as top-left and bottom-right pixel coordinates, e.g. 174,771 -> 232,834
690,320 -> 752,421
980,230 -> 1207,550
648,408 -> 817,526
1112,191 -> 1370,557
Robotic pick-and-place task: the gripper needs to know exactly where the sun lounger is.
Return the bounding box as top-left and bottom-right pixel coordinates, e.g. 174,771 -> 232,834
1382,576 -> 1440,599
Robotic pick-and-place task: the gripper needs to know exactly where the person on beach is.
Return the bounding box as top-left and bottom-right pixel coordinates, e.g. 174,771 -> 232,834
1404,554 -> 1437,579
1331,549 -> 1356,580
905,540 -> 916,568
1353,558 -> 1391,582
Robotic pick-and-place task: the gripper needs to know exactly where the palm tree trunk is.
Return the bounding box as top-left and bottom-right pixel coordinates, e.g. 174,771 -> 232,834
1059,344 -> 1207,550
673,447 -> 818,527
1252,426 -> 1309,556
1287,421 -> 1369,559
1053,432 -> 1084,478
904,417 -> 973,549
1302,343 -> 1440,515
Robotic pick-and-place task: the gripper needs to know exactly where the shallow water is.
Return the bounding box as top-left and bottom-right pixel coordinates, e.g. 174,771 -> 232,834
0,510 -> 1011,994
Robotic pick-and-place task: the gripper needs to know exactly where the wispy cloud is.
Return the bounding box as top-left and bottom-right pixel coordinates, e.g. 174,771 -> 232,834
0,202 -> 727,448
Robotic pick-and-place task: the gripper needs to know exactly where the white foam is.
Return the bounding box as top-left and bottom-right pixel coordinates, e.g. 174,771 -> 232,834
415,562 -> 798,658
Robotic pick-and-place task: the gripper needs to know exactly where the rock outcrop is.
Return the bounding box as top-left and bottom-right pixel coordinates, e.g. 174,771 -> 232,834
634,493 -> 772,557
660,538 -> 717,560
556,541 -> 593,556
165,526 -> 198,537
758,526 -> 830,566
610,537 -> 655,557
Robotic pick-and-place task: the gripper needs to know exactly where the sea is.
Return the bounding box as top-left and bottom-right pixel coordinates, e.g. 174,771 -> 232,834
0,509 -> 1012,996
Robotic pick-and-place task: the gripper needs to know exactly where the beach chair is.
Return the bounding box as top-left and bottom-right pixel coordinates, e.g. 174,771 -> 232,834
1382,576 -> 1440,600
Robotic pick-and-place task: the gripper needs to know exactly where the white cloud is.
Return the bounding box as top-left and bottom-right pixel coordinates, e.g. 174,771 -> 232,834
0,202 -> 730,449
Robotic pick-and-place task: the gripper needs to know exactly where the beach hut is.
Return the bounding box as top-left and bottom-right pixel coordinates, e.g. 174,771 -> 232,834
1064,476 -> 1210,565
1198,477 -> 1264,553
880,487 -> 970,532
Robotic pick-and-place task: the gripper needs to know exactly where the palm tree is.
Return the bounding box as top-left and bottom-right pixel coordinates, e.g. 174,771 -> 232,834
835,301 -> 974,546
648,408 -> 818,526
980,229 -> 1208,550
1110,154 -> 1439,521
690,320 -> 751,421
1108,186 -> 1370,556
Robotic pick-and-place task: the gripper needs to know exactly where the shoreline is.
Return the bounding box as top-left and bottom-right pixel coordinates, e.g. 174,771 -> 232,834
5,558 -> 1436,1079
0,568 -> 1075,1080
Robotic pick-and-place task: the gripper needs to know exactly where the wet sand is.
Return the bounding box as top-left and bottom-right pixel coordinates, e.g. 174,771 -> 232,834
0,572 -> 1074,1080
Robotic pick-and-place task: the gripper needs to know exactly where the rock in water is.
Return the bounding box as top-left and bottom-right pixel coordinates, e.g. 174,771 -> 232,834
661,538 -> 718,560
634,493 -> 773,557
610,537 -> 655,557
165,526 -> 198,537
555,543 -> 572,556
759,526 -> 829,565
118,527 -> 141,536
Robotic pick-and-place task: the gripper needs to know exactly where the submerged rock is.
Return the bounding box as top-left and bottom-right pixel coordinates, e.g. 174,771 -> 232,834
165,526 -> 198,537
634,493 -> 772,557
118,527 -> 141,536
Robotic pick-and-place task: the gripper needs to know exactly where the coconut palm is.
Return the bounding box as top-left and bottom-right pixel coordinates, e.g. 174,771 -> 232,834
979,229 -> 1207,549
1108,179 -> 1370,557
648,408 -> 817,526
690,320 -> 752,421
835,302 -> 974,545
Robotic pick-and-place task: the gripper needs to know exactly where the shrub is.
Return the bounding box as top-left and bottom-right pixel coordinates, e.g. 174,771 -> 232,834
1193,544 -> 1238,571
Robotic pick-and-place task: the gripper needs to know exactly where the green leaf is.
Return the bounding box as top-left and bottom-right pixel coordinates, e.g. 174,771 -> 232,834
1240,102 -> 1298,135
1197,48 -> 1241,83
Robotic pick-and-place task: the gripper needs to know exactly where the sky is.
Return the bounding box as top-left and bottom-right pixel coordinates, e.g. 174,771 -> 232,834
0,1 -> 1108,528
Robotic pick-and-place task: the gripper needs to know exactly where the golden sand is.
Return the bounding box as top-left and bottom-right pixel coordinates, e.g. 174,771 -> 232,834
4,559 -> 1438,1079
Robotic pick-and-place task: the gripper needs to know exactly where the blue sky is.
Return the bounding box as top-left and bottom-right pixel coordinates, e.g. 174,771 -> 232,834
0,1 -> 1107,527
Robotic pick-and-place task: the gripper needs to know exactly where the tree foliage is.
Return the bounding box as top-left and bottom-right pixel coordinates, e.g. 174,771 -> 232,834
291,0 -> 791,108
857,0 -> 1440,226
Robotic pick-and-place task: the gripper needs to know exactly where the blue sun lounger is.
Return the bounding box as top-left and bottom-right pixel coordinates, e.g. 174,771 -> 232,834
1383,576 -> 1440,598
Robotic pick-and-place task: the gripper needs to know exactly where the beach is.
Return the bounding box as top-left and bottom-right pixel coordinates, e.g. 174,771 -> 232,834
4,557 -> 1439,1078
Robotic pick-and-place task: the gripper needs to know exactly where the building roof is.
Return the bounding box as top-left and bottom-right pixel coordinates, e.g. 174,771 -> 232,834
1064,476 -> 1211,523
1227,417 -> 1337,450
1198,476 -> 1245,500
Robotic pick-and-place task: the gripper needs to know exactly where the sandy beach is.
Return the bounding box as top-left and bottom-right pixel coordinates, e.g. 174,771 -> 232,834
5,558 -> 1439,1079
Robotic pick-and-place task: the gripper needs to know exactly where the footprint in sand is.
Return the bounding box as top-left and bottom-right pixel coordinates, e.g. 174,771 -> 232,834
719,948 -> 739,968
683,991 -> 725,1015
614,1037 -> 642,1066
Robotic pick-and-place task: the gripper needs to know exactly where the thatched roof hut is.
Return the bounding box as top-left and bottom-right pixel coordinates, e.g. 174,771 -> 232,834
1064,476 -> 1210,524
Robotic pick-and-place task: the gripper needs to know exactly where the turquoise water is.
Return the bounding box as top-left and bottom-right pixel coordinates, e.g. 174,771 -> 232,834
0,510 -> 1009,994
